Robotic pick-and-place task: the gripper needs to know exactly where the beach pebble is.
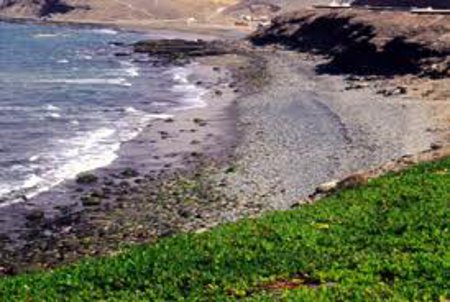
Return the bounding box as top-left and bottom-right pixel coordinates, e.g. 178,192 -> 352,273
121,168 -> 139,178
76,173 -> 98,185
81,195 -> 102,207
430,141 -> 443,150
193,118 -> 207,127
315,180 -> 338,194
26,210 -> 45,221
337,174 -> 368,190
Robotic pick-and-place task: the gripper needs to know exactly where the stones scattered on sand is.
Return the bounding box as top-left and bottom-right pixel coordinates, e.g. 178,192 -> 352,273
215,90 -> 223,96
81,195 -> 102,207
164,118 -> 174,123
190,140 -> 201,145
315,180 -> 338,194
345,82 -> 369,90
337,174 -> 368,190
133,39 -> 236,62
159,131 -> 169,139
314,173 -> 368,196
430,141 -> 444,150
378,86 -> 407,97
76,173 -> 98,185
114,52 -> 131,57
121,168 -> 139,178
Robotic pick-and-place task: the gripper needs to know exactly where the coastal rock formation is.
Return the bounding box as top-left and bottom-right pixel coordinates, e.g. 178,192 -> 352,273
0,0 -> 76,17
251,9 -> 450,77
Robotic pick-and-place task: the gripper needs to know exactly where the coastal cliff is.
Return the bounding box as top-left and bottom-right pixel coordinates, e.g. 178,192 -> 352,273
251,9 -> 450,78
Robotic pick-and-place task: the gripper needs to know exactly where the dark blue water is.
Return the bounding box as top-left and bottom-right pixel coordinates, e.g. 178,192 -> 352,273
0,22 -> 204,203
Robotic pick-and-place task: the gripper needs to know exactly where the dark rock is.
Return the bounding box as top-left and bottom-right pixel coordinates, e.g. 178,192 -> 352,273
193,118 -> 207,127
134,39 -> 235,62
81,195 -> 102,207
121,167 -> 139,178
26,210 -> 44,221
114,52 -> 131,57
159,131 -> 169,139
430,141 -> 443,150
76,173 -> 98,185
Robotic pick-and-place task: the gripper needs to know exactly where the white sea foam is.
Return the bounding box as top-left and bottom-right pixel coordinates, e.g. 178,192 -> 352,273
169,66 -> 207,110
38,78 -> 132,87
119,61 -> 140,77
48,112 -> 62,119
33,33 -> 61,39
0,111 -> 174,207
45,104 -> 61,111
29,155 -> 40,162
92,29 -> 119,35
57,59 -> 69,64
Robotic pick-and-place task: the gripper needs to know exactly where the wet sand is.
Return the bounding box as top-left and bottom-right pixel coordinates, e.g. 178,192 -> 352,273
0,55 -> 240,274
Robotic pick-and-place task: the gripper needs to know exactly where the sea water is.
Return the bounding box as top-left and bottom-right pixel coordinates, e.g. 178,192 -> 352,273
0,21 -> 205,204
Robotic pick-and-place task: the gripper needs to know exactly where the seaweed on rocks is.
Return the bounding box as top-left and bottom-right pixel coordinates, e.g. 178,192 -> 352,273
134,39 -> 245,63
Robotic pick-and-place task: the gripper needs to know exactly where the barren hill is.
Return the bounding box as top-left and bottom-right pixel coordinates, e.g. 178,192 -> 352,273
0,0 -> 327,24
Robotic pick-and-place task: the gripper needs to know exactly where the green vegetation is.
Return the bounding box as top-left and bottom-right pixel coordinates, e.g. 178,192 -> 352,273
1,158 -> 449,301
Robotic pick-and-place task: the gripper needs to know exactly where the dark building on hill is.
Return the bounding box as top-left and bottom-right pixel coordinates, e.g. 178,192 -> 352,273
352,0 -> 450,8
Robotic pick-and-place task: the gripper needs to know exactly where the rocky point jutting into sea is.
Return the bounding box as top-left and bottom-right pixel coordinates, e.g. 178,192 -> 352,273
0,1 -> 448,276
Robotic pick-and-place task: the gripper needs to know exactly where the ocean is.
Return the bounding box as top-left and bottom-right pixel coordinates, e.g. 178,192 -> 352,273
0,21 -> 205,204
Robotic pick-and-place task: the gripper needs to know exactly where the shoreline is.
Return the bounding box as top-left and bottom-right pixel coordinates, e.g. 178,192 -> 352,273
0,21 -> 449,276
0,15 -> 249,39
0,44 -> 245,274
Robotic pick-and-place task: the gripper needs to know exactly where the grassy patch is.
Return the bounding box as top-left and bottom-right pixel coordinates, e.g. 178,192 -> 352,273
1,158 -> 449,301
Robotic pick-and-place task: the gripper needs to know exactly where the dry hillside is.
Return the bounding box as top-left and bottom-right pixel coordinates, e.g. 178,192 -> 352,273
0,0 -> 239,21
0,0 -> 327,23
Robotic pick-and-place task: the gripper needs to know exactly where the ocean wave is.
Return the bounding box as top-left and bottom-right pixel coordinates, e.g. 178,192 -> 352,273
33,33 -> 68,39
47,112 -> 62,119
119,61 -> 140,77
169,66 -> 207,110
92,29 -> 119,35
38,78 -> 132,87
45,104 -> 61,111
0,110 -> 174,206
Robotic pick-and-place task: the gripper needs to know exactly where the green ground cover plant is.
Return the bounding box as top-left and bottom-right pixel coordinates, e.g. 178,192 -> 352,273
1,158 -> 449,301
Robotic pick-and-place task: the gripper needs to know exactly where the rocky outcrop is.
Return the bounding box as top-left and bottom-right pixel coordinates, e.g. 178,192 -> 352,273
250,9 -> 450,78
0,0 -> 76,17
134,39 -> 244,62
